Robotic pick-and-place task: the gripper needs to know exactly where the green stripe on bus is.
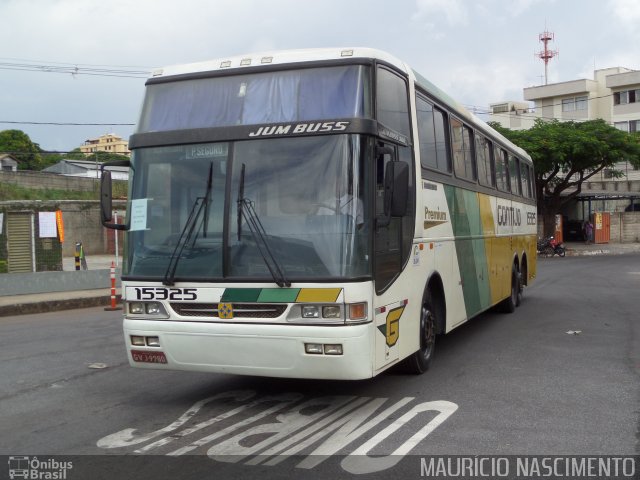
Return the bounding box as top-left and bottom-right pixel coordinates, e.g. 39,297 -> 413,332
221,288 -> 262,302
444,185 -> 491,318
257,288 -> 301,303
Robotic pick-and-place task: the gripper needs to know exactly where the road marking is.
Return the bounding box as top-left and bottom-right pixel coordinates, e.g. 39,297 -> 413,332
97,390 -> 458,474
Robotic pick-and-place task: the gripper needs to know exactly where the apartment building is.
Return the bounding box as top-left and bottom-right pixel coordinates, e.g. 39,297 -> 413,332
489,67 -> 640,214
78,133 -> 130,156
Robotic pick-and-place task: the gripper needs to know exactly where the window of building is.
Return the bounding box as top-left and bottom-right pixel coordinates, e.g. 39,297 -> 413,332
492,104 -> 509,114
562,98 -> 574,112
631,120 -> 640,133
614,121 -> 630,132
613,89 -> 640,105
562,96 -> 588,112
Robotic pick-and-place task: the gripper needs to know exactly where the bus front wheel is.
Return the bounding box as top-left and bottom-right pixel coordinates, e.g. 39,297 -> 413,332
405,292 -> 436,374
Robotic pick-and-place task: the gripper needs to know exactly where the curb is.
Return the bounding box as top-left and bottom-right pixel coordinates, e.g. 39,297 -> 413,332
0,295 -> 122,317
565,249 -> 610,256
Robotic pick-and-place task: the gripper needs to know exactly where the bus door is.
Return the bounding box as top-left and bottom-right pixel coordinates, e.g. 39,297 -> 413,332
372,141 -> 414,370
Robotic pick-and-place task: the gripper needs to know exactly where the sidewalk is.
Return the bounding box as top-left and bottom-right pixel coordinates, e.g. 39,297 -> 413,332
1,244 -> 640,317
563,241 -> 640,256
62,254 -> 122,271
0,254 -> 122,317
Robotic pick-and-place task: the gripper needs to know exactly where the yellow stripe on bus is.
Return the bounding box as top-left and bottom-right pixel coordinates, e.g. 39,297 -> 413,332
296,288 -> 342,303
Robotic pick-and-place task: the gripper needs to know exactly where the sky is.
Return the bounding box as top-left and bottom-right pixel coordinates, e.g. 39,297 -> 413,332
1,0 -> 639,152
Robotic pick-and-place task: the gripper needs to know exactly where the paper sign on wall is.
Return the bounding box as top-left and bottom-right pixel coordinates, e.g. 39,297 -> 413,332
38,212 -> 57,238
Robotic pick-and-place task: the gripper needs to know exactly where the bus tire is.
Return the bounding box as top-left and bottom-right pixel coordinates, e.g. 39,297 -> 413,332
498,263 -> 519,313
404,291 -> 436,374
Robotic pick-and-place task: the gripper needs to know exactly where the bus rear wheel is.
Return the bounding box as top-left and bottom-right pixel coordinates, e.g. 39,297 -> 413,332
404,293 -> 436,374
498,263 -> 520,313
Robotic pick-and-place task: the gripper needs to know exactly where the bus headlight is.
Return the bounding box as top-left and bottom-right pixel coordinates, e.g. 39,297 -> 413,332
322,306 -> 341,318
145,302 -> 162,315
129,302 -> 145,314
301,306 -> 320,318
127,301 -> 169,319
288,304 -> 351,324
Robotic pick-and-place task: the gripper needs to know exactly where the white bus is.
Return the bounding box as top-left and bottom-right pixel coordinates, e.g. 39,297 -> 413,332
101,48 -> 537,380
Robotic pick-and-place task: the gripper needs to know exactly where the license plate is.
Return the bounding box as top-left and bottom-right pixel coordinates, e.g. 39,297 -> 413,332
131,350 -> 168,364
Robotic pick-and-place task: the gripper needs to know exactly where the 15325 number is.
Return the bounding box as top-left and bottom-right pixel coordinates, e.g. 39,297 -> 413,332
132,287 -> 197,301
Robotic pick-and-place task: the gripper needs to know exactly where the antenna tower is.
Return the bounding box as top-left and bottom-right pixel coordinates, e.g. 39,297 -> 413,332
536,30 -> 558,85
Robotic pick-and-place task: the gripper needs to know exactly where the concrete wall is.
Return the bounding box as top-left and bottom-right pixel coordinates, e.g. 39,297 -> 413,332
2,170 -> 102,192
0,170 -> 127,193
0,200 -> 126,257
611,212 -> 640,243
0,268 -> 121,296
539,211 -> 640,243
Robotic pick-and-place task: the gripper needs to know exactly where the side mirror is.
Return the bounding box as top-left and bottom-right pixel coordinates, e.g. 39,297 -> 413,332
101,161 -> 129,230
100,170 -> 113,223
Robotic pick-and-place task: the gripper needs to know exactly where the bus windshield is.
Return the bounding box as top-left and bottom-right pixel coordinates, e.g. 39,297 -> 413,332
124,134 -> 371,281
138,65 -> 371,132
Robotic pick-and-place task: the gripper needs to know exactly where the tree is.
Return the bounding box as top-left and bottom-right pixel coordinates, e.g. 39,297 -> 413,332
489,119 -> 640,236
0,129 -> 43,170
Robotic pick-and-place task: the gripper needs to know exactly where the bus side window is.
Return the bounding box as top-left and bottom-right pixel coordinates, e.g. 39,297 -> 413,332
530,165 -> 537,199
495,149 -> 509,192
376,67 -> 410,138
416,95 -> 438,171
521,163 -> 531,198
433,107 -> 451,173
509,155 -> 522,196
451,117 -> 475,181
476,135 -> 495,188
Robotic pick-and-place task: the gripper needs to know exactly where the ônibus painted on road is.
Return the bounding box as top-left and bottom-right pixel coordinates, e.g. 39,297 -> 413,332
101,48 -> 537,380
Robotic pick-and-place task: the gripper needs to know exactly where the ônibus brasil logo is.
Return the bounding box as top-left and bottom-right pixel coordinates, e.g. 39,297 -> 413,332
8,456 -> 73,480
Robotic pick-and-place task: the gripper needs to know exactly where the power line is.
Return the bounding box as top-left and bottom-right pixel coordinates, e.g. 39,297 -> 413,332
0,56 -> 155,69
0,120 -> 135,126
0,59 -> 150,78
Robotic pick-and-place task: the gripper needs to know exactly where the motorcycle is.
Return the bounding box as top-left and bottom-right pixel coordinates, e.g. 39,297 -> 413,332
537,236 -> 566,257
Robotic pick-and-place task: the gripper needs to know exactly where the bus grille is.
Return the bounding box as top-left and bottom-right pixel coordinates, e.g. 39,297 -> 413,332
170,303 -> 287,319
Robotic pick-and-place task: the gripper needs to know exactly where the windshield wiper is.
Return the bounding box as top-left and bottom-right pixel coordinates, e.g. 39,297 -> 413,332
163,163 -> 213,286
237,164 -> 291,287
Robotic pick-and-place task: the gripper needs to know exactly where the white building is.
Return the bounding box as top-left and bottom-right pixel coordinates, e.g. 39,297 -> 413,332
0,154 -> 19,171
78,133 -> 130,156
43,159 -> 129,180
489,67 -> 640,214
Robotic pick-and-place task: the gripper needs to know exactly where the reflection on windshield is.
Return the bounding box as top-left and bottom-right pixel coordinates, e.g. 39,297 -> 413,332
125,135 -> 371,281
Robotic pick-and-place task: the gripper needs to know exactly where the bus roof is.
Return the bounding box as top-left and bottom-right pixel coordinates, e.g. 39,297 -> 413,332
150,47 -> 408,79
151,47 -> 531,163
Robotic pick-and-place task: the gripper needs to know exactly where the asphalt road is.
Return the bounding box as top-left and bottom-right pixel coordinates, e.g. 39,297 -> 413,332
1,254 -> 638,479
